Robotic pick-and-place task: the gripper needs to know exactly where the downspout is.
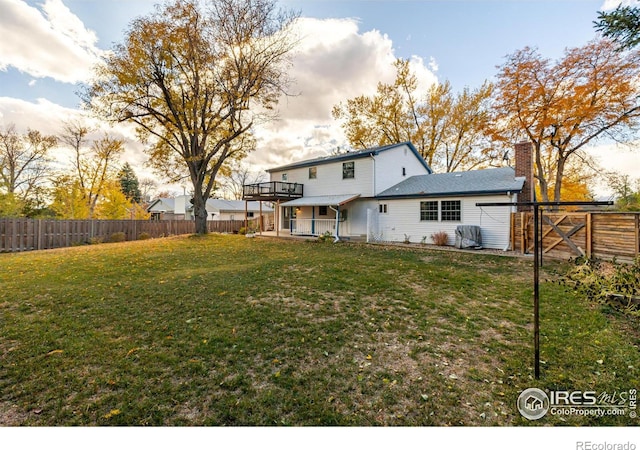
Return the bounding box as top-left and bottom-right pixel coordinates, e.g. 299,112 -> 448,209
289,207 -> 293,234
311,206 -> 315,236
370,154 -> 376,196
504,192 -> 514,251
329,205 -> 340,243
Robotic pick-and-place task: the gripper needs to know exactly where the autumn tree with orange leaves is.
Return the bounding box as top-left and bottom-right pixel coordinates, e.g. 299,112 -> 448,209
491,39 -> 640,204
333,58 -> 498,173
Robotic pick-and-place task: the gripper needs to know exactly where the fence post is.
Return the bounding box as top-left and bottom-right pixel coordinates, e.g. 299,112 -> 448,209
37,219 -> 42,250
520,212 -> 526,254
12,218 -> 18,252
636,213 -> 640,257
510,212 -> 515,251
586,213 -> 592,259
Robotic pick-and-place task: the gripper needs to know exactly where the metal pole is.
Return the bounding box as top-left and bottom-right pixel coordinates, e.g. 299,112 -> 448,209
533,205 -> 540,380
475,200 -> 612,381
539,208 -> 543,268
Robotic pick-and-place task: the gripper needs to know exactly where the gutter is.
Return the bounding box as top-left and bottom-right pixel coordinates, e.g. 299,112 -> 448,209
375,188 -> 524,200
370,154 -> 376,196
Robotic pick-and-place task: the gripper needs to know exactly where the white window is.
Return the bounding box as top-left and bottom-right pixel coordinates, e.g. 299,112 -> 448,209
441,200 -> 461,221
379,204 -> 388,214
420,201 -> 438,221
342,162 -> 355,179
282,173 -> 288,181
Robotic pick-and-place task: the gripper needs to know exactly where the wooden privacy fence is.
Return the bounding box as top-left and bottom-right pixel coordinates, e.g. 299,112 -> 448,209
512,211 -> 640,262
0,218 -> 258,253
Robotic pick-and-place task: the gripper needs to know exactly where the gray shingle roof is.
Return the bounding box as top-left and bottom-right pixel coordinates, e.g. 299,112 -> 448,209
377,167 -> 525,198
281,194 -> 360,207
266,142 -> 432,174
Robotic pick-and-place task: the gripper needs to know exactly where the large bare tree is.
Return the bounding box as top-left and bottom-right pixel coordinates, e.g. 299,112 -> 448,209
86,0 -> 298,233
0,124 -> 56,200
59,121 -> 125,218
219,160 -> 266,200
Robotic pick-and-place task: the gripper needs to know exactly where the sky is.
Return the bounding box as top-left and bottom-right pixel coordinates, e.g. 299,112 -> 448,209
0,0 -> 639,196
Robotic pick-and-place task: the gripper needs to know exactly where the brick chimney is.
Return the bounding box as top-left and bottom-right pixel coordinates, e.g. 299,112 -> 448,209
514,141 -> 534,211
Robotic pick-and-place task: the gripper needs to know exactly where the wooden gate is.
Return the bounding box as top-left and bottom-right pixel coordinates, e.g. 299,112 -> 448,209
513,212 -> 640,262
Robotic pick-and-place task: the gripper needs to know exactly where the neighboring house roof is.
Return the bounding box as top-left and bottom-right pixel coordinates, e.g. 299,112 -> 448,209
205,199 -> 274,213
147,197 -> 274,214
377,167 -> 525,199
146,198 -> 175,212
266,142 -> 433,174
281,194 -> 361,207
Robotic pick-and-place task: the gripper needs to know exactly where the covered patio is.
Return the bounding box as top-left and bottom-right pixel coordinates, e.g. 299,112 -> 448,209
280,194 -> 360,240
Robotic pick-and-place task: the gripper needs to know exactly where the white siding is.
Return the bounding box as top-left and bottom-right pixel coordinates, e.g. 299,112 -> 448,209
268,144 -> 429,198
373,144 -> 431,194
174,195 -> 187,214
376,195 -> 515,250
347,199 -> 377,235
270,158 -> 374,197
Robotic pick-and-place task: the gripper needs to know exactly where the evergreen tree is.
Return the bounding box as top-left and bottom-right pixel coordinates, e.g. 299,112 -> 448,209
595,4 -> 640,50
118,162 -> 142,203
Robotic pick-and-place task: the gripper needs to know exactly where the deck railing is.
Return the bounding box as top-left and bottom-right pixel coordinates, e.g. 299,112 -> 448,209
290,219 -> 335,236
243,181 -> 303,201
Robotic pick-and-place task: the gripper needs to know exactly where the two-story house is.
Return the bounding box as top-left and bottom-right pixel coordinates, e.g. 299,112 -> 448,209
243,141 -> 530,250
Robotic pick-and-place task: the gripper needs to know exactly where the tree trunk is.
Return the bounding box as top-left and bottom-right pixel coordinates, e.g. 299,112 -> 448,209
553,156 -> 567,208
192,190 -> 208,234
534,142 -> 550,204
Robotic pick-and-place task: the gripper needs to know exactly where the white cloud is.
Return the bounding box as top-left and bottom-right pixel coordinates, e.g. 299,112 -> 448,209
0,15 -> 442,186
248,17 -> 438,172
0,0 -> 102,83
0,96 -> 148,175
587,142 -> 640,197
428,56 -> 439,73
601,0 -> 640,10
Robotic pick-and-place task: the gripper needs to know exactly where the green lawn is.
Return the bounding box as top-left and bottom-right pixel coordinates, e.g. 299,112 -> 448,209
1,234 -> 638,426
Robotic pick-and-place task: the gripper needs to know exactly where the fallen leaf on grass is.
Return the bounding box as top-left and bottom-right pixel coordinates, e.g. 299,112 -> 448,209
46,349 -> 63,356
104,409 -> 121,419
126,347 -> 140,357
